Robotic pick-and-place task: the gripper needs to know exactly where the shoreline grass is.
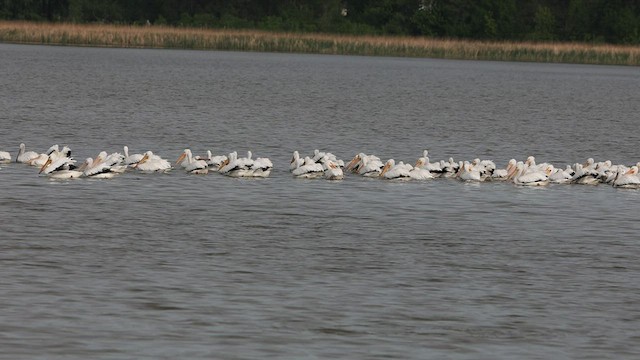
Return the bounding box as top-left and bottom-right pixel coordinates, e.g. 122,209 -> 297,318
0,21 -> 638,66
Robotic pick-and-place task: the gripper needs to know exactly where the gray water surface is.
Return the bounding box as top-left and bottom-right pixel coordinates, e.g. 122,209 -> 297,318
1,44 -> 639,359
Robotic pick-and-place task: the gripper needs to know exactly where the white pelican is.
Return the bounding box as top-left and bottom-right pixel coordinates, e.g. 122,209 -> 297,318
123,146 -> 144,166
549,165 -> 573,184
218,151 -> 252,177
613,166 -> 640,188
379,159 -> 411,180
206,150 -> 227,169
601,163 -> 625,185
347,153 -> 383,177
457,161 -> 481,182
512,163 -> 550,186
80,158 -> 118,179
570,163 -> 600,185
0,151 -> 11,163
441,157 -> 460,177
133,151 -> 171,172
218,151 -> 237,176
346,153 -> 376,173
93,151 -> 127,173
323,159 -> 344,180
24,144 -> 58,167
233,151 -> 256,177
16,143 -> 41,164
475,159 -> 496,180
415,153 -> 444,177
176,149 -> 209,174
408,164 -> 434,180
39,155 -> 82,179
314,150 -> 344,168
312,149 -> 327,163
491,159 -> 516,180
292,156 -> 324,178
593,160 -> 614,183
290,151 -> 304,171
250,155 -> 273,178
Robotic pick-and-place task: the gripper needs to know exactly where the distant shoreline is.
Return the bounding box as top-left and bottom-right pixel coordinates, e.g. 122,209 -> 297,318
1,21 -> 638,66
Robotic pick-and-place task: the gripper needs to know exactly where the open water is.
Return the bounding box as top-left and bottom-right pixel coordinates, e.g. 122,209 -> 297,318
0,43 -> 639,359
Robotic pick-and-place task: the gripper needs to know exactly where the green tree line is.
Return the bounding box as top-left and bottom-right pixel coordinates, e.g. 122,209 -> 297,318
1,0 -> 639,44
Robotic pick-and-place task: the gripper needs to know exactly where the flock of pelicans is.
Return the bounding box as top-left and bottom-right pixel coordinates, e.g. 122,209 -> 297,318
1,143 -> 640,189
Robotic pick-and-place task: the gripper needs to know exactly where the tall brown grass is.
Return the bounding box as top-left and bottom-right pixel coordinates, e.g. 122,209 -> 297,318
1,21 -> 638,66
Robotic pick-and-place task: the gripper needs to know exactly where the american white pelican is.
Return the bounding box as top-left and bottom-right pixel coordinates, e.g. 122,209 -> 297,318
235,151 -> 256,177
408,164 -> 433,180
290,151 -> 304,171
548,165 -> 573,184
206,150 -> 227,169
601,163 -> 625,185
123,146 -> 144,166
346,153 -> 383,177
176,149 -> 209,174
415,154 -> 444,177
357,155 -> 384,177
0,151 -> 11,163
314,150 -> 344,168
133,151 -> 171,172
613,166 -> 640,188
39,155 -> 82,179
292,156 -> 324,178
218,151 -> 252,177
473,159 -> 496,180
592,160 -> 614,183
491,159 -> 516,180
16,143 -> 41,164
570,163 -> 600,185
457,161 -> 481,182
441,157 -> 460,178
312,149 -> 327,163
346,153 -> 380,173
79,158 -> 118,179
250,155 -> 273,178
379,159 -> 412,180
323,159 -> 344,180
24,144 -> 57,167
93,151 -> 127,173
512,163 -> 550,186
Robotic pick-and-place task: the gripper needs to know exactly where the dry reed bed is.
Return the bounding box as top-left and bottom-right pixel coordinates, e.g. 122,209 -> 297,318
1,21 -> 638,65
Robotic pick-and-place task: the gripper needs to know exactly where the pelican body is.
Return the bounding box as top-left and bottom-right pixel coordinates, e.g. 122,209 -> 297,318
134,151 -> 171,172
176,149 -> 209,174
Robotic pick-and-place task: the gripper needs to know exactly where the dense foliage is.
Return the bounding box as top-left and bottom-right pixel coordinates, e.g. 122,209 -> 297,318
1,0 -> 639,44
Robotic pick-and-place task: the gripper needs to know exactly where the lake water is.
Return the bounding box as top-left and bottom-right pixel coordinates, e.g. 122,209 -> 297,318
1,43 -> 639,359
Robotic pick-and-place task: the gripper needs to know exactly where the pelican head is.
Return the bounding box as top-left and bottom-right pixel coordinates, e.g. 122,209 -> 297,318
61,146 -> 71,157
545,164 -> 555,175
346,154 -> 362,171
39,156 -> 53,174
526,156 -> 536,166
134,152 -> 151,168
291,151 -> 299,165
46,144 -> 59,155
95,151 -> 108,165
176,149 -> 190,165
379,159 -> 395,177
16,143 -> 26,162
218,157 -> 230,170
583,158 -> 595,167
78,158 -> 93,172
